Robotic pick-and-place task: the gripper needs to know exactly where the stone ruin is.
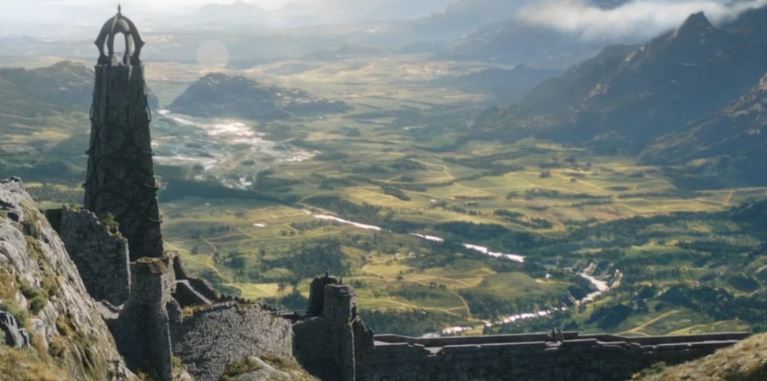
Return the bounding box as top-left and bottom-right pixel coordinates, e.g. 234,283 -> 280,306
38,7 -> 753,381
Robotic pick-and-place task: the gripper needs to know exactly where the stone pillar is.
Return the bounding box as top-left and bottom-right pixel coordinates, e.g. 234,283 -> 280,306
113,257 -> 174,381
307,274 -> 339,316
84,62 -> 164,260
323,284 -> 358,381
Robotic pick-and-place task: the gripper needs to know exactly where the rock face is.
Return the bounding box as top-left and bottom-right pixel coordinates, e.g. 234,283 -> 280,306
643,72 -> 767,186
170,302 -> 294,381
84,61 -> 164,261
0,310 -> 30,348
0,178 -> 134,380
51,206 -> 131,306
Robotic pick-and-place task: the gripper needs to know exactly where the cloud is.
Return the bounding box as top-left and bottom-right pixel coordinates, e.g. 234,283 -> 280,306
517,0 -> 767,42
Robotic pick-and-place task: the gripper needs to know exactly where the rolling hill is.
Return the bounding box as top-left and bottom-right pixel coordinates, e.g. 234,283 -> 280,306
0,61 -> 92,117
169,73 -> 348,120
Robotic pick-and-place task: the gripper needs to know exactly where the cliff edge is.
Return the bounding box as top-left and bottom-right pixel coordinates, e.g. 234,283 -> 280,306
0,178 -> 134,380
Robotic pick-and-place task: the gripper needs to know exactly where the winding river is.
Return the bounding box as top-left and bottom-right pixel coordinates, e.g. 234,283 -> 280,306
307,211 -> 621,336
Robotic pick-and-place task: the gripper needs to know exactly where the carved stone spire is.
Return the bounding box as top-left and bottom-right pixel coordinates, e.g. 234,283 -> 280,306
85,12 -> 164,262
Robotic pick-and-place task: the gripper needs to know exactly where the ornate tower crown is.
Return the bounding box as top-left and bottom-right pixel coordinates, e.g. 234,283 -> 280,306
95,5 -> 145,65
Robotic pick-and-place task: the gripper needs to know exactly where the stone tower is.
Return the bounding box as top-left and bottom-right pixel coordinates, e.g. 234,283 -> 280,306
84,6 -> 164,260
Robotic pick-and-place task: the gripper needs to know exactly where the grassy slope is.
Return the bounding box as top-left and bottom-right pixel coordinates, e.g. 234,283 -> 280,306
634,334 -> 767,381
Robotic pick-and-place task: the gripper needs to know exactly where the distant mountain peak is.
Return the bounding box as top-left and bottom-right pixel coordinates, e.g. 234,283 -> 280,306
673,11 -> 715,38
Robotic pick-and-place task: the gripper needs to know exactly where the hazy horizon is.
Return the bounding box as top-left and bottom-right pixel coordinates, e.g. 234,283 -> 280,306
2,0 -> 766,42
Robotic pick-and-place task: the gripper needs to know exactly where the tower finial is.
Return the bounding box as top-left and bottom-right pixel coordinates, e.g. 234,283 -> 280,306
118,4 -> 122,15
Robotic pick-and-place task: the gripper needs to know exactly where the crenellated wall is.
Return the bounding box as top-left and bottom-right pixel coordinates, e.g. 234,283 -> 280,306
358,332 -> 751,381
294,275 -> 750,381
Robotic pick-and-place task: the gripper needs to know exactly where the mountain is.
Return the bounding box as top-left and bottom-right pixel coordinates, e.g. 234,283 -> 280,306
634,333 -> 767,381
413,0 -> 631,40
411,0 -> 531,39
478,8 -> 767,151
169,73 -> 348,120
424,0 -> 632,65
643,73 -> 767,186
0,61 -> 92,117
432,65 -> 560,103
437,18 -> 605,67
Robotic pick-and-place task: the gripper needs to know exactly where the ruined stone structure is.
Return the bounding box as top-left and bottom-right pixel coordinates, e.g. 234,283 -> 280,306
293,275 -> 372,381
84,6 -> 163,261
295,277 -> 750,381
170,302 -> 294,381
26,8 -> 753,381
112,257 -> 175,381
50,206 -> 131,306
360,332 -> 750,381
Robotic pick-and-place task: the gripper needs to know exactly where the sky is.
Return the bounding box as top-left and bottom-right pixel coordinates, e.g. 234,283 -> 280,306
518,0 -> 767,42
0,0 -> 452,38
0,0 -> 766,40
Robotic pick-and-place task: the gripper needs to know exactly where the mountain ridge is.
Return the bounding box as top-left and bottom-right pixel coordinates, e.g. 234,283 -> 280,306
477,7 -> 767,156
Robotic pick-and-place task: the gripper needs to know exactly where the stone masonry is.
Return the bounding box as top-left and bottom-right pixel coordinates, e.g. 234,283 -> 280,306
293,275 -> 374,381
84,8 -> 163,261
52,206 -> 131,306
355,332 -> 752,381
170,302 -> 294,381
112,257 -> 174,381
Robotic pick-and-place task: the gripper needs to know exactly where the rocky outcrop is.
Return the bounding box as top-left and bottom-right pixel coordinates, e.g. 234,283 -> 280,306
0,310 -> 30,348
170,302 -> 294,381
0,177 -> 134,380
50,206 -> 131,306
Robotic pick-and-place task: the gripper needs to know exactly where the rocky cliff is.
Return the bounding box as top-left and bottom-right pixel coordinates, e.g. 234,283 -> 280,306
0,178 -> 134,380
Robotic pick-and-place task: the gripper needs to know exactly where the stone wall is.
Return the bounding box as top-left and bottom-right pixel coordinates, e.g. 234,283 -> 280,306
53,206 -> 131,306
359,332 -> 751,381
170,302 -> 294,381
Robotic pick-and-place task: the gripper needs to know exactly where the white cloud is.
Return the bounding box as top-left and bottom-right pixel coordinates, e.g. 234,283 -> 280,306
517,0 -> 767,42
